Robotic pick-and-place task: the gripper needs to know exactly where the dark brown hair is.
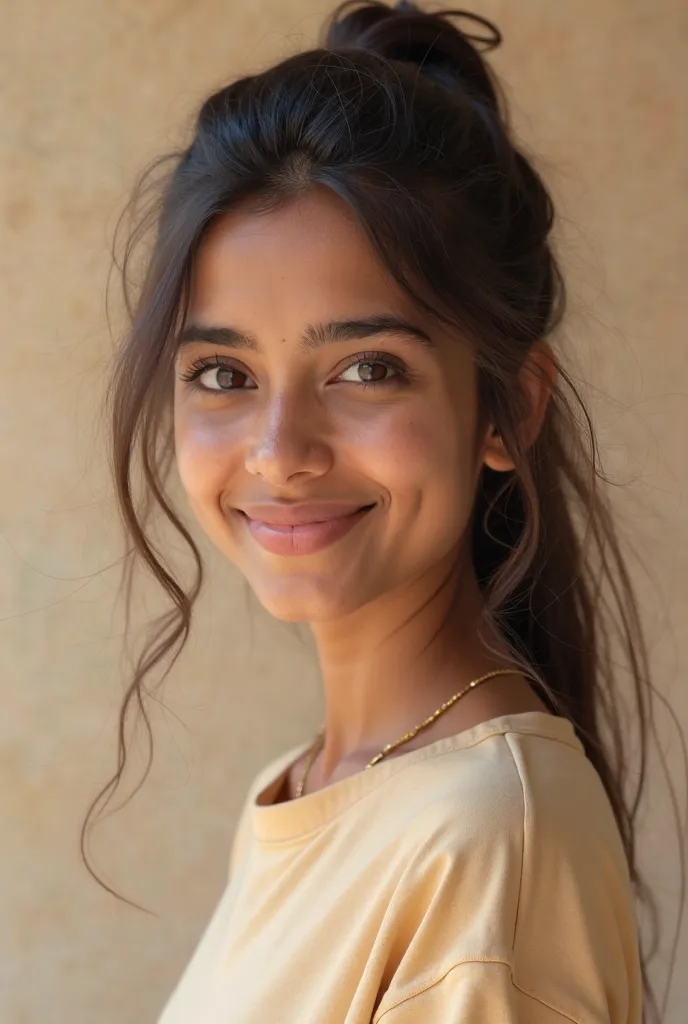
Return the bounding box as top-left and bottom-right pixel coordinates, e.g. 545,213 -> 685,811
86,3 -> 684,1019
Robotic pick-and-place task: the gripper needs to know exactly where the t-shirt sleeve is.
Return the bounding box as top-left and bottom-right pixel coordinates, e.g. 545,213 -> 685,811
372,731 -> 643,1024
374,960 -> 584,1022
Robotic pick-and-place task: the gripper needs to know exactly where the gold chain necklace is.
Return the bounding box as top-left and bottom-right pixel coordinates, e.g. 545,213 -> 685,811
294,668 -> 523,799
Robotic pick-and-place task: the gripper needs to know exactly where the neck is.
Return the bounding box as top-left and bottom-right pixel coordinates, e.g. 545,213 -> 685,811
308,547 -> 522,782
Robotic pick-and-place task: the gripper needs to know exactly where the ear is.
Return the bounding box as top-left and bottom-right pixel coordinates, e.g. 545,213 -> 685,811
481,341 -> 558,472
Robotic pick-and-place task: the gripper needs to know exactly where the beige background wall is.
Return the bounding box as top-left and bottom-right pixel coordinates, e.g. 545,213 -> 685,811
2,1 -> 686,1021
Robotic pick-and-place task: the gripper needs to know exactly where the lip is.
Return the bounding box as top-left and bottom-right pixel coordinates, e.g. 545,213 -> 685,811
236,502 -> 374,526
235,503 -> 376,556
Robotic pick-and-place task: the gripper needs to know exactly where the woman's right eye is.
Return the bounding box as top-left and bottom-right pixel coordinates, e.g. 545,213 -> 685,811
178,357 -> 255,393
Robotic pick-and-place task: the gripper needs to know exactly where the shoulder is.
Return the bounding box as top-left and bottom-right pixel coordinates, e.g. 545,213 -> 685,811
394,723 -> 634,934
373,724 -> 604,933
399,719 -> 625,861
381,723 -> 642,1022
501,729 -> 641,1013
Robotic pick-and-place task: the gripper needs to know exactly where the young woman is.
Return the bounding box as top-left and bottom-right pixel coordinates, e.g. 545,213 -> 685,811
84,1 -> 673,1020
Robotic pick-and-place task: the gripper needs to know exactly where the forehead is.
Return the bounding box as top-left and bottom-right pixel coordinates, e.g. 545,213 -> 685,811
188,188 -> 414,319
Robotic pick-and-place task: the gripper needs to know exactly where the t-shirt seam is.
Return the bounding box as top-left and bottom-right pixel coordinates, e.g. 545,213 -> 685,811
253,722 -> 580,846
502,732 -> 526,954
373,958 -> 583,1022
503,733 -> 586,1024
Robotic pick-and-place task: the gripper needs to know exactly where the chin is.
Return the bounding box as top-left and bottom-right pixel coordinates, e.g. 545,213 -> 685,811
207,514 -> 383,622
248,573 -> 370,623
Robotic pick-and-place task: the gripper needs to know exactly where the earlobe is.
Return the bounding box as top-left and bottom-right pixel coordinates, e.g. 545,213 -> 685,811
480,341 -> 557,473
482,427 -> 515,473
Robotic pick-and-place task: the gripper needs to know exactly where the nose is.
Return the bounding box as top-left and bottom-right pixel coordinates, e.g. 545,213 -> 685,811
244,389 -> 333,485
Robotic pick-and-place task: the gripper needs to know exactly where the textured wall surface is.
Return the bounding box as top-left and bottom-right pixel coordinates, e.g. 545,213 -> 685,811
2,1 -> 686,1021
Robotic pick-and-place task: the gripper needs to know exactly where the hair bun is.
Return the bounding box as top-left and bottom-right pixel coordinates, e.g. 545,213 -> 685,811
323,1 -> 502,109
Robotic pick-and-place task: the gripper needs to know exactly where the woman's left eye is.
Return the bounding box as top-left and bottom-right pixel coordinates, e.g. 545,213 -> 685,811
335,353 -> 405,388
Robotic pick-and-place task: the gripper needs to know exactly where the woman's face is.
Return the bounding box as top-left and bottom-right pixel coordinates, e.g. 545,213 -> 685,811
173,187 -> 488,622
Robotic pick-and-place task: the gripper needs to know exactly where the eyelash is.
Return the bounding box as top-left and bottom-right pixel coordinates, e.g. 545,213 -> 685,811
177,351 -> 409,394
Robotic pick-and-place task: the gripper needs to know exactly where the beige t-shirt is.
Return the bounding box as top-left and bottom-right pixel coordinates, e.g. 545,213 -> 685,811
157,711 -> 643,1022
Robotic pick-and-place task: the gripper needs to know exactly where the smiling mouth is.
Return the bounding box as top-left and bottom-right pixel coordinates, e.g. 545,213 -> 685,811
236,503 -> 376,556
238,503 -> 376,526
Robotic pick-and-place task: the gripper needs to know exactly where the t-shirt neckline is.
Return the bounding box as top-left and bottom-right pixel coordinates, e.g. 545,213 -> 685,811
249,710 -> 583,844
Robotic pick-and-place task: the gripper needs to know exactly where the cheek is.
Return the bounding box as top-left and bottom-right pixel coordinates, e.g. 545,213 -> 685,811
358,403 -> 479,569
174,408 -> 242,501
360,407 -> 477,511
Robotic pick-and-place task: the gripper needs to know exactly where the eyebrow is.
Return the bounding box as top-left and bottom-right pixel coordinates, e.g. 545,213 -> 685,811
176,314 -> 435,354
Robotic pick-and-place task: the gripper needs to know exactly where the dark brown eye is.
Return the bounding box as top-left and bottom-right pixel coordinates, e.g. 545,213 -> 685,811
214,368 -> 243,389
178,357 -> 255,392
194,365 -> 250,391
336,354 -> 404,387
358,362 -> 388,382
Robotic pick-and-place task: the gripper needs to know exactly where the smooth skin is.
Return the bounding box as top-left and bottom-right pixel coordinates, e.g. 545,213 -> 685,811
173,186 -> 556,800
